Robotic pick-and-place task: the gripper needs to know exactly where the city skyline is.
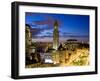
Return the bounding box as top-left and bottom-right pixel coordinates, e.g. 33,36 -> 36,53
25,12 -> 89,42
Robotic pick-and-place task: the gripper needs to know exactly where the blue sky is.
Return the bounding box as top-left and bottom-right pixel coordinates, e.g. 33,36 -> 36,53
25,12 -> 89,42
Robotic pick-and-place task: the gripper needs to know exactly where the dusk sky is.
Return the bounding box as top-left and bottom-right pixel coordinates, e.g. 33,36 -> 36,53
25,12 -> 89,42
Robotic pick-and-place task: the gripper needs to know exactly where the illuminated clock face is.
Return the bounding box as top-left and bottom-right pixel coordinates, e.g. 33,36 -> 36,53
55,26 -> 57,29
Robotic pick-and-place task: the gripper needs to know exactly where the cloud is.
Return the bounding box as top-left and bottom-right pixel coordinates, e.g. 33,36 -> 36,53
68,35 -> 89,38
32,35 -> 53,39
30,28 -> 43,37
30,20 -> 54,37
29,24 -> 37,28
33,14 -> 62,28
59,31 -> 89,38
29,23 -> 53,37
62,32 -> 73,35
46,32 -> 53,35
32,32 -> 53,39
43,14 -> 62,27
61,34 -> 89,38
33,33 -> 53,39
33,20 -> 54,28
26,13 -> 63,37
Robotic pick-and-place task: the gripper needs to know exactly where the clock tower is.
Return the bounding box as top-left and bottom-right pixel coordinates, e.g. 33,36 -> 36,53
53,20 -> 59,50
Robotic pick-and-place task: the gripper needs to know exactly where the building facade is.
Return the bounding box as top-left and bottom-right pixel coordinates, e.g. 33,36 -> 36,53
53,20 -> 59,50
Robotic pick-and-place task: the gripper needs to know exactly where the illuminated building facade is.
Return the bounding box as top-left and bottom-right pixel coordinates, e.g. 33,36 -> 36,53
25,24 -> 32,46
53,20 -> 59,50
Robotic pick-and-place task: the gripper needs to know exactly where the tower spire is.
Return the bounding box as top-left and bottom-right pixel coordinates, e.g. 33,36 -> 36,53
53,20 -> 59,50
